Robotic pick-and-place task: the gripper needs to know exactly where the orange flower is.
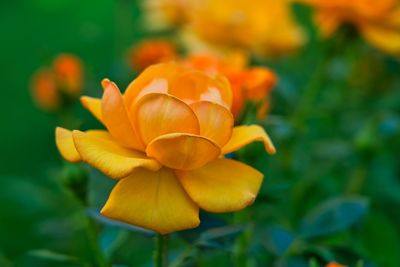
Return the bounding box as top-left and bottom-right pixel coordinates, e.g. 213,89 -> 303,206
325,262 -> 347,267
31,69 -> 59,110
129,40 -> 177,71
53,54 -> 83,96
182,0 -> 305,57
56,62 -> 276,234
31,53 -> 83,111
183,54 -> 277,119
300,0 -> 400,55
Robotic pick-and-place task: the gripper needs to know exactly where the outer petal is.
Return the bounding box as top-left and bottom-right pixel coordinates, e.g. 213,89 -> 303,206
146,133 -> 220,170
55,127 -> 81,162
101,167 -> 200,234
72,130 -> 161,179
360,23 -> 400,56
176,159 -> 263,213
222,125 -> 276,155
190,101 -> 233,147
101,79 -> 144,150
80,96 -> 103,124
133,93 -> 200,145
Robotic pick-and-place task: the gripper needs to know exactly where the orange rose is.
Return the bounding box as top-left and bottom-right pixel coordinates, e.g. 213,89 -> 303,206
56,62 -> 276,234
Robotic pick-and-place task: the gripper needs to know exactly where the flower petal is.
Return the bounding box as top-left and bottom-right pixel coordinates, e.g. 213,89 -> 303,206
221,125 -> 276,155
176,158 -> 263,213
101,79 -> 144,150
169,70 -> 232,108
80,96 -> 103,124
361,23 -> 400,56
72,130 -> 161,179
55,127 -> 81,162
190,101 -> 233,147
133,93 -> 200,145
101,167 -> 200,234
124,62 -> 179,106
146,133 -> 220,170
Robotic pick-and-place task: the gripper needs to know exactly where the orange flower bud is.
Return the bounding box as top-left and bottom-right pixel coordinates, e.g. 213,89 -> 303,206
31,69 -> 59,111
31,54 -> 83,111
53,54 -> 83,96
129,40 -> 177,71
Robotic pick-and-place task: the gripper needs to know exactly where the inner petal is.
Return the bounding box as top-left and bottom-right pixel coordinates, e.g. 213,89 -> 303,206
132,93 -> 200,145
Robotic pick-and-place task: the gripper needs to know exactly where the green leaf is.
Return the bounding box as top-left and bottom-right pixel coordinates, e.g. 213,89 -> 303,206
196,225 -> 244,250
355,213 -> 400,267
300,196 -> 368,238
27,249 -> 80,263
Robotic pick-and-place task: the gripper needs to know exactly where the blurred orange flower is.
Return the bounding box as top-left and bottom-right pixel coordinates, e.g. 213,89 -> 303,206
183,54 -> 277,119
31,53 -> 83,111
56,62 -> 276,234
129,40 -> 176,71
183,0 -> 305,57
31,70 -> 59,110
325,262 -> 347,267
53,54 -> 83,95
300,0 -> 400,55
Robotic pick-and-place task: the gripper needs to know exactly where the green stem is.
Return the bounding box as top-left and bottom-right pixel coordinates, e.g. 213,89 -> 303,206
87,218 -> 109,267
154,234 -> 169,267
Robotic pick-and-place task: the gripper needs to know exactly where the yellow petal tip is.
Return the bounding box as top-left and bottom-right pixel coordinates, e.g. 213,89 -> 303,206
101,78 -> 111,90
55,127 -> 81,163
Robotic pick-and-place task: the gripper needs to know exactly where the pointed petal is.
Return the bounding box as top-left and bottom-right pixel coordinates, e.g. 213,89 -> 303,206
146,133 -> 220,170
222,125 -> 276,155
72,130 -> 161,179
55,127 -> 81,162
176,159 -> 263,213
101,79 -> 144,150
133,93 -> 200,145
190,101 -> 233,147
101,167 -> 200,234
80,96 -> 103,124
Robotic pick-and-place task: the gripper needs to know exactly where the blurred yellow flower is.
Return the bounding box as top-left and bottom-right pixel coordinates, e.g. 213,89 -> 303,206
56,62 -> 275,234
183,0 -> 305,57
142,0 -> 190,30
300,0 -> 400,55
31,53 -> 83,111
129,39 -> 177,71
182,54 -> 277,119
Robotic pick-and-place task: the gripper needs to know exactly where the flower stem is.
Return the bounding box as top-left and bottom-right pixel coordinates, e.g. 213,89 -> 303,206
154,234 -> 169,267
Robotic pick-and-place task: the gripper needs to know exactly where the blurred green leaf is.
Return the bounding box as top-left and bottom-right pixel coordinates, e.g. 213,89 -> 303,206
263,226 -> 295,256
300,196 -> 368,238
99,227 -> 129,259
355,213 -> 400,267
27,249 -> 81,263
195,225 -> 244,250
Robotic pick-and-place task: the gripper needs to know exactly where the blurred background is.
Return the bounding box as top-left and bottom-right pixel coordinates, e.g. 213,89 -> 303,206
1,0 -> 400,266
